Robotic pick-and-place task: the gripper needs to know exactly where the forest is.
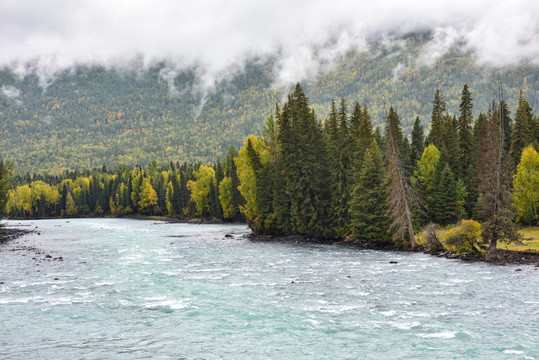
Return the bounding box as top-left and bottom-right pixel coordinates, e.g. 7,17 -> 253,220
2,83 -> 539,255
2,33 -> 539,173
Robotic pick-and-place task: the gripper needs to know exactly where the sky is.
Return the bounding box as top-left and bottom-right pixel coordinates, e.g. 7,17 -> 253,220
1,0 -> 538,88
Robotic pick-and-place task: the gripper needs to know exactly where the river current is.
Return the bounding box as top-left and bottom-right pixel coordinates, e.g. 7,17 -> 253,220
0,218 -> 537,359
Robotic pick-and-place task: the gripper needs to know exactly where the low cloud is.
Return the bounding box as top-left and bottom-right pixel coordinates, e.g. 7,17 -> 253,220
0,0 -> 537,89
1,85 -> 21,99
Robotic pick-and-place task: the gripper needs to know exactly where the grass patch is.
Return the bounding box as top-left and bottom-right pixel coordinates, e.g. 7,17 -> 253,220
418,224 -> 539,253
500,226 -> 539,252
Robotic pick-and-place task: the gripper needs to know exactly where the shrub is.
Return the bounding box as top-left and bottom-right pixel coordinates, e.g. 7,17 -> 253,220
444,220 -> 481,254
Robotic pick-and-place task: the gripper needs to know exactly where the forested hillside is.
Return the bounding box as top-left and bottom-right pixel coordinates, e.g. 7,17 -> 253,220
1,34 -> 539,173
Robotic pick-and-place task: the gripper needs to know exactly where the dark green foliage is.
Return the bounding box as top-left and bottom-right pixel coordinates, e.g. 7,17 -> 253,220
432,159 -> 459,226
354,106 -> 374,171
327,98 -> 352,236
510,90 -> 535,166
0,159 -> 13,218
277,84 -> 331,237
225,146 -> 243,221
444,115 -> 459,173
457,84 -> 474,179
410,116 -> 424,166
427,89 -> 446,149
349,143 -> 389,243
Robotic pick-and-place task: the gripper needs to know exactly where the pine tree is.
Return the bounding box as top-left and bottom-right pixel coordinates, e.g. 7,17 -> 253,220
277,83 -> 331,236
427,89 -> 446,149
510,89 -> 534,166
444,115 -> 459,172
410,116 -> 424,166
354,106 -> 374,171
225,146 -> 242,221
349,102 -> 362,143
499,100 -> 512,156
432,160 -> 458,226
457,84 -> 474,179
478,103 -> 518,253
384,107 -> 418,248
349,142 -> 389,243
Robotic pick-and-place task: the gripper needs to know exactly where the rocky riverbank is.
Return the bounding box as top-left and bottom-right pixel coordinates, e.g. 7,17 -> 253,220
246,233 -> 539,267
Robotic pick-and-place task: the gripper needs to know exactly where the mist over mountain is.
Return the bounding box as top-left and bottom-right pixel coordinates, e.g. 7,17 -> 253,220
1,0 -> 539,172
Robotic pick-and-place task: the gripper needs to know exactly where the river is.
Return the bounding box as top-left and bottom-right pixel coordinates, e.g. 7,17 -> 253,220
0,218 -> 537,359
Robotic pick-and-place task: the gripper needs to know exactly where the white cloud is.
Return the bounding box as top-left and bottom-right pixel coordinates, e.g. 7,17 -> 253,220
0,0 -> 537,88
1,85 -> 21,99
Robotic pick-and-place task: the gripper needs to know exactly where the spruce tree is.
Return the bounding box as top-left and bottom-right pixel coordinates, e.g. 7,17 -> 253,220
277,83 -> 331,237
510,89 -> 534,166
457,84 -> 474,179
478,104 -> 518,253
349,142 -> 390,243
355,106 -> 374,171
432,160 -> 458,226
441,115 -> 458,172
384,106 -> 418,248
410,116 -> 424,166
427,89 -> 446,150
499,100 -> 512,156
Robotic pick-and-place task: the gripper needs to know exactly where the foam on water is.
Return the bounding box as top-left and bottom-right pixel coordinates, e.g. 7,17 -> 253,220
0,218 -> 538,360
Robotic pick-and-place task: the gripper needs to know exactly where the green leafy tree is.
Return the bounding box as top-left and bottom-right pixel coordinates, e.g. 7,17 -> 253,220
513,146 -> 539,225
413,144 -> 440,221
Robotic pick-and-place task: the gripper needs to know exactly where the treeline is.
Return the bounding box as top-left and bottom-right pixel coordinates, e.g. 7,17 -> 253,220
234,84 -> 539,251
5,152 -> 244,222
4,84 -> 539,252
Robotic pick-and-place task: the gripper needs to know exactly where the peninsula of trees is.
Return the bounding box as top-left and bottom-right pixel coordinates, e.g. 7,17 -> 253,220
4,84 -> 539,254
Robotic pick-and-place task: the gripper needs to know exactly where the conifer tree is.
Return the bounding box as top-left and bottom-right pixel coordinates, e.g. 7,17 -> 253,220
510,89 -> 534,166
349,102 -> 362,142
431,159 -> 458,226
410,116 -> 424,166
444,115 -> 459,172
354,106 -> 374,171
225,146 -> 242,220
457,84 -> 474,179
384,106 -> 418,248
499,100 -> 512,156
427,89 -> 446,150
277,83 -> 331,236
349,142 -> 389,243
478,103 -> 518,252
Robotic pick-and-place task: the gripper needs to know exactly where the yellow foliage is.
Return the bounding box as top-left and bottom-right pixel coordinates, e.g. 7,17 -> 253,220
444,220 -> 481,254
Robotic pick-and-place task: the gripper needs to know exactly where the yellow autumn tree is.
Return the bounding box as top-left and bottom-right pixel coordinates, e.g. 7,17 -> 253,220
218,176 -> 234,219
513,146 -> 539,224
187,165 -> 215,216
234,135 -> 269,222
139,178 -> 158,215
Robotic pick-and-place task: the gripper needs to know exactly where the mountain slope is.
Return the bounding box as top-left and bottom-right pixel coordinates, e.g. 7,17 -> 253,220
1,34 -> 538,172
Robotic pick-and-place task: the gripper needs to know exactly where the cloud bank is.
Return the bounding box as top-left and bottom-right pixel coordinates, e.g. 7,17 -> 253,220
1,0 -> 538,87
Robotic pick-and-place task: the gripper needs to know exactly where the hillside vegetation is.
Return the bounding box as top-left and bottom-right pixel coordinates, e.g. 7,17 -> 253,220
1,34 -> 539,172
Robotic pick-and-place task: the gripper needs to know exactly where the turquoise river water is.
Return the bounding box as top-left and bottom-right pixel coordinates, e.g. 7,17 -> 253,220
0,218 -> 537,359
